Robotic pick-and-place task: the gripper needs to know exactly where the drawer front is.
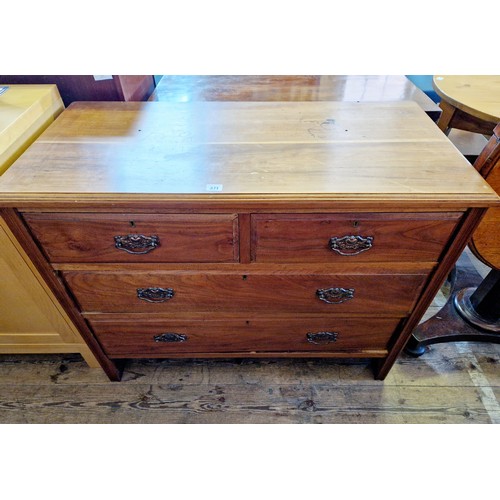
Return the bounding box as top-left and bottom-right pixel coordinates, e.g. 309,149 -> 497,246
252,213 -> 461,263
23,213 -> 239,263
64,271 -> 428,315
89,317 -> 402,356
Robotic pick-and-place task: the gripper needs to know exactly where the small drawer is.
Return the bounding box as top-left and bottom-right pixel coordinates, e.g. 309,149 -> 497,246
252,213 -> 462,263
64,270 -> 429,315
89,316 -> 402,357
23,213 -> 239,263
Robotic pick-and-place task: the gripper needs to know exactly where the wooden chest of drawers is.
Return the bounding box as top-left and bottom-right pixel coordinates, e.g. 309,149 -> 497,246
0,101 -> 498,380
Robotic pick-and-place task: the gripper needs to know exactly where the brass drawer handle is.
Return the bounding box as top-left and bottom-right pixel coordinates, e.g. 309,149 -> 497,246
329,235 -> 373,256
137,287 -> 174,303
154,333 -> 187,343
306,331 -> 339,344
114,234 -> 160,254
316,287 -> 354,304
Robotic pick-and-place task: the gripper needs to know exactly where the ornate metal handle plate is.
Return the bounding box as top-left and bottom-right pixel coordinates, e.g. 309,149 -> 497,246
306,331 -> 339,345
329,235 -> 373,256
114,234 -> 160,254
153,333 -> 187,343
316,287 -> 354,304
137,287 -> 174,303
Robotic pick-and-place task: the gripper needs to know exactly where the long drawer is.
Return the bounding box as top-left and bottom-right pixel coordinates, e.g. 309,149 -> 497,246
252,213 -> 461,262
89,316 -> 402,357
64,270 -> 429,315
23,213 -> 239,263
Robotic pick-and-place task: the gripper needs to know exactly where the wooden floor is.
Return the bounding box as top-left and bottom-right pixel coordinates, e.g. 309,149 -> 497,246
0,342 -> 498,424
1,247 -> 498,424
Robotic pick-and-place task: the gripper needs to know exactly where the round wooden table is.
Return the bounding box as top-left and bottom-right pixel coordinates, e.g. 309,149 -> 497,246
433,75 -> 500,136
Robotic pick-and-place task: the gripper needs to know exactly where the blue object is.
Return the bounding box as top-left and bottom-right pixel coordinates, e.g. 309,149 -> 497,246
406,75 -> 441,103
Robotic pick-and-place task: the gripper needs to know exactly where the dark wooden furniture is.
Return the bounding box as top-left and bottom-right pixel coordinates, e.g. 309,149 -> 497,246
469,123 -> 500,269
150,75 -> 442,120
0,76 -> 155,107
0,101 -> 497,381
406,124 -> 500,355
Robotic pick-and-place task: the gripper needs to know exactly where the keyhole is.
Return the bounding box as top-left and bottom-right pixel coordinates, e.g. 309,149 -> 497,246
353,221 -> 359,228
129,221 -> 136,227
242,275 -> 247,280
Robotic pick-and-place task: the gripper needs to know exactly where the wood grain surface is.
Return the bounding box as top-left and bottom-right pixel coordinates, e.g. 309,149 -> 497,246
89,316 -> 401,356
149,75 -> 441,119
0,217 -> 99,367
469,124 -> 500,270
63,268 -> 428,315
433,75 -> 500,124
0,101 -> 497,208
0,208 -> 122,380
24,213 -> 239,263
0,76 -> 155,106
0,338 -> 498,423
469,166 -> 500,269
0,84 -> 64,175
252,212 -> 461,262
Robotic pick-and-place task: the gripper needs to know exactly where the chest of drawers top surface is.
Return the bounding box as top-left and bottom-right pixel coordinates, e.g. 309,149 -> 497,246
0,101 -> 497,208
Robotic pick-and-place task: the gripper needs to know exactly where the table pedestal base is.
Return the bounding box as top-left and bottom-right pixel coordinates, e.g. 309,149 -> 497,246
454,285 -> 500,332
405,254 -> 500,356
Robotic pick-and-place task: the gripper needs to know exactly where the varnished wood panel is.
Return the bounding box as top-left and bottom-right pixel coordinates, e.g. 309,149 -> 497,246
374,207 -> 488,379
469,191 -> 500,270
0,217 -> 100,367
3,141 -> 495,204
89,316 -> 401,356
24,213 -> 239,263
63,270 -> 428,315
0,224 -> 70,337
0,102 -> 497,208
113,76 -> 155,102
149,75 -> 441,120
0,76 -> 155,107
0,85 -> 101,368
0,208 -> 121,380
54,262 -> 434,273
0,84 -> 64,175
0,334 -> 62,344
36,101 -> 446,143
238,213 -> 251,264
0,217 -> 81,340
252,213 -> 461,263
469,127 -> 500,270
433,75 -> 500,125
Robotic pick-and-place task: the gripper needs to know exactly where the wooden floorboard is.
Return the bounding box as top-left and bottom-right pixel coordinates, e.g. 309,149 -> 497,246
0,341 -> 498,424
